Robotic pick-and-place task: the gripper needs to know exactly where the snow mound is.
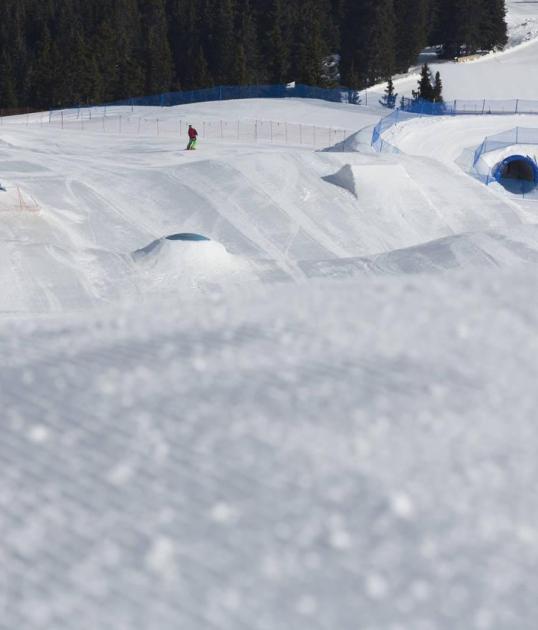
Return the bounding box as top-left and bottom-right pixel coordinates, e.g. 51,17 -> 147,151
132,235 -> 253,292
300,224 -> 538,277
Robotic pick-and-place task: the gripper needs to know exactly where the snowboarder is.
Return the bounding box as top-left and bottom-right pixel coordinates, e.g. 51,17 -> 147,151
187,124 -> 198,150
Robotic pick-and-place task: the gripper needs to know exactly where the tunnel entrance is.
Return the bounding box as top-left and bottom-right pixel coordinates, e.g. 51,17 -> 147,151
493,155 -> 538,194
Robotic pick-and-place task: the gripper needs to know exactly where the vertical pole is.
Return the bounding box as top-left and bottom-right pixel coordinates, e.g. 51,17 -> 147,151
515,99 -> 519,114
482,99 -> 486,114
365,90 -> 368,106
61,111 -> 64,129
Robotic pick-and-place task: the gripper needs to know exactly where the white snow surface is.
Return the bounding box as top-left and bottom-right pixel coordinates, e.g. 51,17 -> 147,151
2,3 -> 538,627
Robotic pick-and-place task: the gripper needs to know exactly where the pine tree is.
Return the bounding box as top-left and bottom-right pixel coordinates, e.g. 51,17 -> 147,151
394,0 -> 429,73
0,53 -> 18,109
379,76 -> 397,108
412,63 -> 434,101
293,0 -> 330,85
213,0 -> 236,84
481,0 -> 508,50
139,0 -> 173,95
233,0 -> 260,84
266,0 -> 292,83
432,71 -> 443,102
365,0 -> 396,85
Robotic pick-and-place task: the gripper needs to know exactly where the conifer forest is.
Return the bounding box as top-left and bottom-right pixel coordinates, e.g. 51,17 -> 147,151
0,0 -> 508,109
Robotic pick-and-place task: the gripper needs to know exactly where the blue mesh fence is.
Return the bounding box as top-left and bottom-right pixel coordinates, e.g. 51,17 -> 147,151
400,97 -> 538,115
47,84 -> 370,116
373,98 -> 538,153
108,83 -> 376,107
371,109 -> 420,153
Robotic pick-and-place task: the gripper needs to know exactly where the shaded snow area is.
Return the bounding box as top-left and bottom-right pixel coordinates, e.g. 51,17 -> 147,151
2,4 -> 538,624
2,269 -> 538,630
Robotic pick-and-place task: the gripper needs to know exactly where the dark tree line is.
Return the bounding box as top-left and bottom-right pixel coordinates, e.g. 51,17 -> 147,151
0,0 -> 507,109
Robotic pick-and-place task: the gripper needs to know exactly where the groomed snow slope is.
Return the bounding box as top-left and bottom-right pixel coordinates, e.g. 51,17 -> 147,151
1,118 -> 535,312
381,114 -> 538,165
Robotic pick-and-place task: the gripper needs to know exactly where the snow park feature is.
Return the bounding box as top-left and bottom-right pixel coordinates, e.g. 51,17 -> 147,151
1,3 -> 538,630
492,154 -> 538,194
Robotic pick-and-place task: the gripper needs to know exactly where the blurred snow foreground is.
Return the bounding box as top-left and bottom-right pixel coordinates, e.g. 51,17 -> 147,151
1,268 -> 538,629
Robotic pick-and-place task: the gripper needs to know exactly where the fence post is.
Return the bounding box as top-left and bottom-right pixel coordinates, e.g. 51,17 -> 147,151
453,100 -> 457,115
61,111 -> 64,129
482,99 -> 486,114
515,99 -> 519,114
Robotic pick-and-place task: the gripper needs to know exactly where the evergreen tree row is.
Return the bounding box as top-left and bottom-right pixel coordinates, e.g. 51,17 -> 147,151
0,0 -> 507,110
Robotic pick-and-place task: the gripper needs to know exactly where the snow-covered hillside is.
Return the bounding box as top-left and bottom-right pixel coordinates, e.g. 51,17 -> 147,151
1,3 -> 538,629
387,0 -> 538,100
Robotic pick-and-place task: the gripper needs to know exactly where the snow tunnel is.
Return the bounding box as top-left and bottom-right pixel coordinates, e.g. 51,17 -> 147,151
492,155 -> 538,194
